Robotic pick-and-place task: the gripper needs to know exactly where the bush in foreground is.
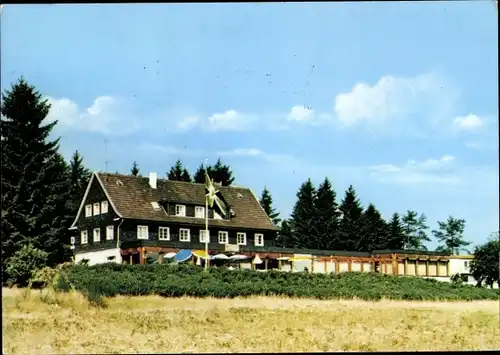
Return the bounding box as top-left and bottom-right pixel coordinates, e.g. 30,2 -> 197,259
51,263 -> 499,305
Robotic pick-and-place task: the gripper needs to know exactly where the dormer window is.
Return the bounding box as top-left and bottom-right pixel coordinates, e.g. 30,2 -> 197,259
195,206 -> 205,218
213,211 -> 223,220
175,205 -> 186,217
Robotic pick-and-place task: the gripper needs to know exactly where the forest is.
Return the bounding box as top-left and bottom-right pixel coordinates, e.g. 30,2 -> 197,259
1,78 -> 498,288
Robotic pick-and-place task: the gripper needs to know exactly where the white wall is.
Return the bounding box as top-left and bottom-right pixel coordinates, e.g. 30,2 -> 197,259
75,248 -> 121,266
449,258 -> 472,275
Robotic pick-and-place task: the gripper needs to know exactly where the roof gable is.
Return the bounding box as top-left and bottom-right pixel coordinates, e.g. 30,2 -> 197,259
96,173 -> 278,231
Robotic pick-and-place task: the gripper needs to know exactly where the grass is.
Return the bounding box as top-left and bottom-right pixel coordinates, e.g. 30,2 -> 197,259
3,287 -> 500,353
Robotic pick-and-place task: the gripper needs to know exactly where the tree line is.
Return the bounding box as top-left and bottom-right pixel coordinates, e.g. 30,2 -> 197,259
1,77 -> 497,289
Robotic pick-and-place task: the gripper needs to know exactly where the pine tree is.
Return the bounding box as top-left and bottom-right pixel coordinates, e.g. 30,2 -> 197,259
289,179 -> 318,249
259,187 -> 281,226
210,158 -> 235,186
401,210 -> 431,250
314,177 -> 340,250
432,216 -> 471,255
181,168 -> 192,183
387,212 -> 405,250
358,203 -> 389,252
167,160 -> 191,182
275,219 -> 295,248
68,151 -> 91,212
130,161 -> 140,176
338,185 -> 364,251
1,78 -> 72,278
193,163 -> 208,184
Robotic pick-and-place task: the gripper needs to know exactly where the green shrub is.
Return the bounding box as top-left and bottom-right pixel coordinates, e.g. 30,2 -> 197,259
52,263 -> 500,302
6,244 -> 48,287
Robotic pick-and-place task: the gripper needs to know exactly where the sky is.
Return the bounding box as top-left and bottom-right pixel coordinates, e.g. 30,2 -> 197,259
1,3 -> 498,250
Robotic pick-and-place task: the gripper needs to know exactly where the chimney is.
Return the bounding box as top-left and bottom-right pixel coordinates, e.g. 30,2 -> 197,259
149,172 -> 157,189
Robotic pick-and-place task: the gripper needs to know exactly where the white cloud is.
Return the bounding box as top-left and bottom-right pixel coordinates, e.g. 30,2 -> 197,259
204,110 -> 259,131
176,115 -> 200,132
453,114 -> 484,130
137,143 -> 201,157
367,155 -> 460,184
45,96 -> 139,135
218,148 -> 299,165
287,105 -> 314,121
333,72 -> 456,132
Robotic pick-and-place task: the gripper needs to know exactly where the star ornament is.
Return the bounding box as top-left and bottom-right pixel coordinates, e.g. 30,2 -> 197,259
204,169 -> 219,208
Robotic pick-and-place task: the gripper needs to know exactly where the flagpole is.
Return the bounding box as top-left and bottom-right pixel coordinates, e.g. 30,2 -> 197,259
205,191 -> 209,271
204,159 -> 209,271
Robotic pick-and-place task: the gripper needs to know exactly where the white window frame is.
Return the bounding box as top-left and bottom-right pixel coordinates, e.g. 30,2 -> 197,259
85,204 -> 92,217
137,225 -> 149,240
218,231 -> 228,245
106,225 -> 114,240
236,232 -> 247,245
254,233 -> 264,247
80,231 -> 88,244
93,228 -> 101,243
179,228 -> 190,242
175,204 -> 186,217
93,203 -> 100,216
101,200 -> 109,214
195,206 -> 205,218
199,229 -> 210,243
159,227 -> 170,241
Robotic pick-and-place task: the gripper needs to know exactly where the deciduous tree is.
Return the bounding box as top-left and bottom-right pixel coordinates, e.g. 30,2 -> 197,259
469,232 -> 499,288
401,210 -> 431,250
432,216 -> 471,255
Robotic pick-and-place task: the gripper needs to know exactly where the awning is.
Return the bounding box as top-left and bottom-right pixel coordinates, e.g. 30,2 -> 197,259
253,254 -> 263,264
193,250 -> 210,259
289,256 -> 312,262
229,254 -> 248,260
164,252 -> 176,259
277,257 -> 290,261
212,253 -> 230,260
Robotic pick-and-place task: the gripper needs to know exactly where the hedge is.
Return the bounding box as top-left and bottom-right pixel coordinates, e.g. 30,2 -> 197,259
51,263 -> 500,304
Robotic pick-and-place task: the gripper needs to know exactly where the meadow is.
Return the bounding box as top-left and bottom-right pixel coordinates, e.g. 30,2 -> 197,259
2,287 -> 500,353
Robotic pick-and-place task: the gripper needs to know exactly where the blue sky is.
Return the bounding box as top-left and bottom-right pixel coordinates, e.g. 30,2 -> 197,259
1,3 -> 498,249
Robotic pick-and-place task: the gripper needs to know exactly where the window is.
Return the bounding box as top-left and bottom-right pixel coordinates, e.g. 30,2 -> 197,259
106,225 -> 114,240
254,233 -> 264,247
195,206 -> 205,218
101,201 -> 108,214
175,205 -> 186,217
137,225 -> 149,240
218,231 -> 228,244
93,228 -> 101,242
464,261 -> 469,268
107,256 -> 116,261
179,228 -> 190,242
199,229 -> 210,243
81,231 -> 88,244
70,236 -> 75,245
93,203 -> 100,216
159,227 -> 170,241
85,204 -> 92,217
151,202 -> 162,211
237,232 -> 247,245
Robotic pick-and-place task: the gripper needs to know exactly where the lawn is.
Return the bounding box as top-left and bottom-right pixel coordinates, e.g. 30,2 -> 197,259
2,287 -> 499,353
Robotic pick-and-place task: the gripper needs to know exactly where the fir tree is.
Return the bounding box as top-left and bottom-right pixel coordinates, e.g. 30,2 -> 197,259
289,179 -> 318,249
358,203 -> 389,252
387,212 -> 405,250
275,219 -> 294,248
259,187 -> 281,226
130,161 -> 140,176
167,160 -> 191,182
314,177 -> 340,250
68,150 -> 91,212
1,78 -> 71,279
432,216 -> 471,255
210,158 -> 235,186
193,163 -> 208,184
401,210 -> 431,250
338,185 -> 364,251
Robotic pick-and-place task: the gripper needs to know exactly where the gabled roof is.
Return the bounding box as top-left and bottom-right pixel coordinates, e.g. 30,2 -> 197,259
94,172 -> 278,231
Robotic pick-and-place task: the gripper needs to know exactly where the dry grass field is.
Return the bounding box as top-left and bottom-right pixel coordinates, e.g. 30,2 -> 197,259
2,287 -> 499,353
